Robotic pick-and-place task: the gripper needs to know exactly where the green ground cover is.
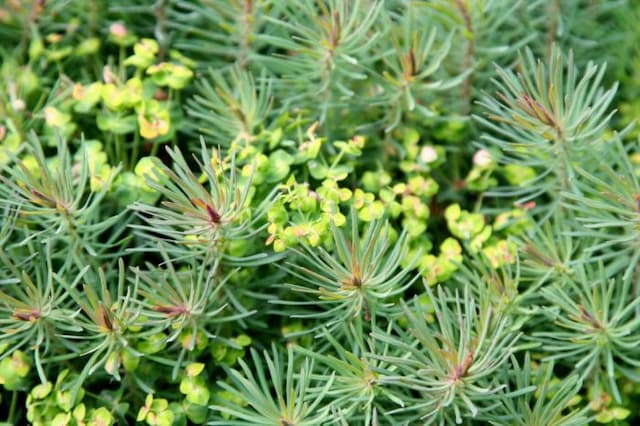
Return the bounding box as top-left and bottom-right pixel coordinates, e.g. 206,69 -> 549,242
2,1 -> 640,424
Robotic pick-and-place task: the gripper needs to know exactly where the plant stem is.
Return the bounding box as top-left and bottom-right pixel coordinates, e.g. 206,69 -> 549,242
547,0 -> 561,56
132,128 -> 140,169
8,390 -> 17,424
554,134 -> 570,194
454,0 -> 474,115
150,138 -> 160,157
18,0 -> 43,63
88,0 -> 98,37
238,0 -> 254,69
118,45 -> 126,83
153,0 -> 168,61
115,134 -> 123,168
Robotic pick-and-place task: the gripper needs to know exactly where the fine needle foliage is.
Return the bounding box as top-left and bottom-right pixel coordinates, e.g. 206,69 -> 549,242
372,285 -> 520,424
185,66 -> 273,146
477,45 -> 617,212
132,244 -> 252,380
2,1 -> 640,425
562,135 -> 640,273
0,242 -> 83,384
0,134 -> 126,265
210,345 -> 334,425
534,263 -> 640,403
279,211 -> 418,334
295,325 -> 407,425
494,355 -> 589,426
130,141 -> 277,264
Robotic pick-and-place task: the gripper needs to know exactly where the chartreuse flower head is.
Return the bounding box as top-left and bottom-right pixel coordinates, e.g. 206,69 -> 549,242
101,77 -> 143,111
136,100 -> 171,140
137,393 -> 175,426
179,362 -> 210,423
0,350 -> 30,390
25,369 -> 114,426
134,156 -> 169,192
73,140 -> 116,192
72,81 -> 103,113
124,38 -> 159,69
420,237 -> 463,286
445,203 -> 486,241
0,132 -> 20,169
147,62 -> 194,90
43,106 -> 72,131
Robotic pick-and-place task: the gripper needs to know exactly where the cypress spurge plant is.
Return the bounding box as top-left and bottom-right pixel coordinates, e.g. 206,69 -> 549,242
167,0 -> 271,68
562,135 -> 640,274
210,345 -> 334,425
0,242 -> 83,383
373,285 -> 520,424
131,141 -> 277,264
263,0 -> 383,124
186,66 -> 273,146
534,262 -> 640,402
419,0 -> 536,114
494,355 -> 589,426
0,134 -> 125,265
132,244 -> 254,379
3,1 -> 640,424
56,259 -> 141,399
281,212 -> 418,334
374,12 -> 464,132
296,325 -> 407,425
517,212 -> 579,287
478,45 -> 617,210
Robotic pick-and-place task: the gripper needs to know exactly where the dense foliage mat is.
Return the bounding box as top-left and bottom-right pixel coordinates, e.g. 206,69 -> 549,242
2,1 -> 640,425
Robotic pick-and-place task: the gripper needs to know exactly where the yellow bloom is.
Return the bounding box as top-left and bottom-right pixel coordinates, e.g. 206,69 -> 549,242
137,100 -> 170,139
43,106 -> 71,128
146,62 -> 194,89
